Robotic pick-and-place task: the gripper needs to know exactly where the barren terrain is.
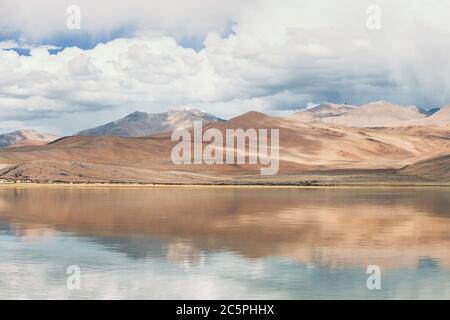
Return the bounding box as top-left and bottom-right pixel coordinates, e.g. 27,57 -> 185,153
0,111 -> 449,185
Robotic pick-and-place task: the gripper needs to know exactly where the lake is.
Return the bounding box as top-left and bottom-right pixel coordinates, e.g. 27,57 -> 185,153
0,186 -> 450,299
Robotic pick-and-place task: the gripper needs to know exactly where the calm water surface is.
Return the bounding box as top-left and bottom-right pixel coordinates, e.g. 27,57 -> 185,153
1,187 -> 450,299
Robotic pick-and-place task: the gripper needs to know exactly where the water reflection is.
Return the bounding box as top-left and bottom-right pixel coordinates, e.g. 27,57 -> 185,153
0,187 -> 450,299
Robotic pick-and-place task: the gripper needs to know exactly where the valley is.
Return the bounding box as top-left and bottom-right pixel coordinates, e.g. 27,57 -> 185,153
0,104 -> 449,185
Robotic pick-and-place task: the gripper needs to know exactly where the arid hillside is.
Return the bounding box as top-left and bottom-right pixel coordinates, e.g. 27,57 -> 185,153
400,154 -> 450,181
0,130 -> 59,148
0,111 -> 449,184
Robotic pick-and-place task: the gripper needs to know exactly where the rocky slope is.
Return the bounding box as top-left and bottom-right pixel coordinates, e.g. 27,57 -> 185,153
75,108 -> 223,137
0,130 -> 59,148
1,111 -> 450,183
294,101 -> 428,127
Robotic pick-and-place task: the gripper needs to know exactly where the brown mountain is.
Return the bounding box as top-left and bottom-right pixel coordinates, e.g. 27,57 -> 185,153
0,111 -> 449,184
293,101 -> 427,127
0,130 -> 59,148
413,104 -> 450,126
400,154 -> 450,181
75,108 -> 223,137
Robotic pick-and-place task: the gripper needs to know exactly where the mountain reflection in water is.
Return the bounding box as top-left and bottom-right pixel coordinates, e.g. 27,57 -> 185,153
0,187 -> 450,299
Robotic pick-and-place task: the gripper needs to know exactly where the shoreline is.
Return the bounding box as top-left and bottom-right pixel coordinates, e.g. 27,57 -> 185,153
1,181 -> 450,189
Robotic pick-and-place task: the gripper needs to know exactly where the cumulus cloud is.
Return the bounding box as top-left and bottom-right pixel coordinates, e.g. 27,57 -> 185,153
1,0 -> 450,134
0,0 -> 247,42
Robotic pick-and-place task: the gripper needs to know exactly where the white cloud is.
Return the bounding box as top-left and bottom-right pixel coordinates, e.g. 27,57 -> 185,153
0,0 -> 248,42
1,0 -> 450,134
0,40 -> 59,51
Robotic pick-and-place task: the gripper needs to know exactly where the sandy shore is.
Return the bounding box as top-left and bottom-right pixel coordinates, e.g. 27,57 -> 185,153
1,180 -> 450,189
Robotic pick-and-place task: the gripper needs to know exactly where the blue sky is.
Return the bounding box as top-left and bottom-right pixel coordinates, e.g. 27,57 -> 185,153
1,0 -> 450,135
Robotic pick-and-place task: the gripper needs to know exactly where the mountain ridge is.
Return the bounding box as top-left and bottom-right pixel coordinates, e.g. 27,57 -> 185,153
75,108 -> 223,137
1,111 -> 450,183
293,101 -> 449,127
0,130 -> 59,148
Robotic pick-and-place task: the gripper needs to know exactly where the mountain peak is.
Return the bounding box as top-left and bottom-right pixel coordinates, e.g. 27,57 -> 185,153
125,111 -> 148,118
0,129 -> 59,148
226,111 -> 271,125
312,102 -> 356,109
419,107 -> 440,116
232,111 -> 269,119
293,101 -> 431,127
294,102 -> 357,120
167,107 -> 219,118
75,109 -> 223,137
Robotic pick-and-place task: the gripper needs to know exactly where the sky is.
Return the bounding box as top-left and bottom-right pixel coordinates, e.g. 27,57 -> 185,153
1,0 -> 450,135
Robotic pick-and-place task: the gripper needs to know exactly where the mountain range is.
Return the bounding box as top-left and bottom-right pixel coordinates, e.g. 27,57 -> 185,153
293,101 -> 446,127
0,130 -> 59,148
0,102 -> 449,184
75,108 -> 223,137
